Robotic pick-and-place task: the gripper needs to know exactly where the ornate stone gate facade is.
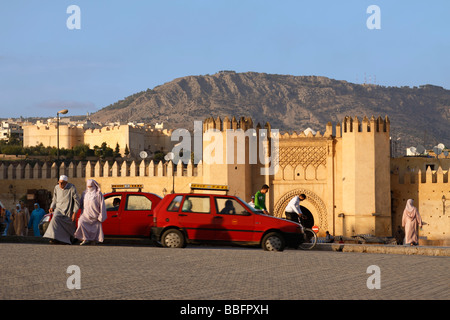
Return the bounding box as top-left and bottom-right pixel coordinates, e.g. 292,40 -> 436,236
273,188 -> 329,232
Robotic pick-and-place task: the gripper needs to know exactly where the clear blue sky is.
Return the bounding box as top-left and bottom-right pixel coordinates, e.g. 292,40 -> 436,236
1,0 -> 449,118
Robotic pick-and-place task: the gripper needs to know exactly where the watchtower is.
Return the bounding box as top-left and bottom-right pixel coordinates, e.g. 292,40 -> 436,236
338,116 -> 391,236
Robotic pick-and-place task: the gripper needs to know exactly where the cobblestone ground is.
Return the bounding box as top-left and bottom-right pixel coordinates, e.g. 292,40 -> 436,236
1,243 -> 448,300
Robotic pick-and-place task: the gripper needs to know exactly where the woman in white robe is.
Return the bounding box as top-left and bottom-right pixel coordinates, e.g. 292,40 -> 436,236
74,179 -> 107,245
402,199 -> 423,246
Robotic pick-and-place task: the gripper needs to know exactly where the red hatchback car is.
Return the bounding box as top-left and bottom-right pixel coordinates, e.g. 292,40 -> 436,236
151,192 -> 304,251
39,186 -> 162,239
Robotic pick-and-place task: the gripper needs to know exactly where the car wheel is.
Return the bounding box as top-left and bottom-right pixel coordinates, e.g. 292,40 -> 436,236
262,232 -> 285,251
161,229 -> 185,248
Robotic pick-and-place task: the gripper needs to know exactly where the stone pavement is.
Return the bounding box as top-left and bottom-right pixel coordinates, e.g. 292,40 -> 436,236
316,243 -> 450,256
1,238 -> 449,301
2,235 -> 449,256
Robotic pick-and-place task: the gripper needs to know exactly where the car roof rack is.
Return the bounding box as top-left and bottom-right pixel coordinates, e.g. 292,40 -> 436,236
189,183 -> 229,194
111,184 -> 143,192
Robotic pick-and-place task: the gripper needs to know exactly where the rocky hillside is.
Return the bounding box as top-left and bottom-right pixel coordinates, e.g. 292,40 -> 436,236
91,71 -> 450,149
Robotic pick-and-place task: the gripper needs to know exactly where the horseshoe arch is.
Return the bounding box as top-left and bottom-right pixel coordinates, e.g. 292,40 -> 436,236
273,189 -> 328,232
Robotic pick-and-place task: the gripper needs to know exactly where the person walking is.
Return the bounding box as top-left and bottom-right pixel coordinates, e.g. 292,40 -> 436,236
13,203 -> 28,236
43,175 -> 80,244
74,179 -> 107,245
1,206 -> 12,236
254,185 -> 270,215
28,203 -> 46,236
402,199 -> 423,246
19,200 -> 30,229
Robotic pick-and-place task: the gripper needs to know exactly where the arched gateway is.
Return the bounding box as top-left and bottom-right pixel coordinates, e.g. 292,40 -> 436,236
273,189 -> 328,233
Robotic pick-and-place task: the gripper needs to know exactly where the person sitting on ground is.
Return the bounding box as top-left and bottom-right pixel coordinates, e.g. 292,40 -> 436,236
325,231 -> 334,243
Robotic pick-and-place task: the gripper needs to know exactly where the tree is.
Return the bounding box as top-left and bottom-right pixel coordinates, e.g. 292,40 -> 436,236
124,144 -> 130,157
93,142 -> 114,159
153,151 -> 165,162
114,143 -> 121,158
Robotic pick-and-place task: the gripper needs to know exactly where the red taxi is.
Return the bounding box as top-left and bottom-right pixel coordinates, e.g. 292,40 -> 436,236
151,184 -> 304,251
39,184 -> 162,238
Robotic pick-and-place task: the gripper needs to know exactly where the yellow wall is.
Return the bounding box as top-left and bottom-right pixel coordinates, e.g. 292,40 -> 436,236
5,116 -> 449,244
391,158 -> 450,245
23,124 -> 174,158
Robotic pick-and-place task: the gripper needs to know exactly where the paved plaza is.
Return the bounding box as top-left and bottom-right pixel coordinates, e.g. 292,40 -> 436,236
1,242 -> 448,301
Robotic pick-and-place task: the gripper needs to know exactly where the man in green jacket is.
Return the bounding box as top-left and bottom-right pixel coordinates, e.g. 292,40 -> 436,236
254,184 -> 269,215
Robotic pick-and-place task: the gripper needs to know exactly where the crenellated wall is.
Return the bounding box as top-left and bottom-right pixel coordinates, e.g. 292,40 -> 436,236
337,115 -> 392,237
391,158 -> 450,245
4,115 -> 448,243
23,124 -> 174,158
272,115 -> 392,237
0,160 -> 204,211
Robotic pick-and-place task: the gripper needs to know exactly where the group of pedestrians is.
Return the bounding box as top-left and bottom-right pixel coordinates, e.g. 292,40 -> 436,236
0,200 -> 46,237
2,178 -> 425,247
43,175 -> 107,245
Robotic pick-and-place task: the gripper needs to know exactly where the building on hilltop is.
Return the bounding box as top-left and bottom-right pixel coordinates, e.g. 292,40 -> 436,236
22,119 -> 175,158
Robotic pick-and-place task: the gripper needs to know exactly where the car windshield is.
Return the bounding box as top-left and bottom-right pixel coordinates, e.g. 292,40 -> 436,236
236,196 -> 264,214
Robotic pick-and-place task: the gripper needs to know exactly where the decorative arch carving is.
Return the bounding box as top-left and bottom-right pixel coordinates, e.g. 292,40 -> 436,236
273,188 -> 328,231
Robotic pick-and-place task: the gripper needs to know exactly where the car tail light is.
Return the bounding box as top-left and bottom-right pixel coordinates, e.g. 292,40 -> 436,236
40,214 -> 52,223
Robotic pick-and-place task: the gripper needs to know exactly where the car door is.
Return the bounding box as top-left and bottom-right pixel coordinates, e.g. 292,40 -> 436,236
214,197 -> 255,242
176,195 -> 216,241
119,193 -> 155,236
102,193 -> 122,235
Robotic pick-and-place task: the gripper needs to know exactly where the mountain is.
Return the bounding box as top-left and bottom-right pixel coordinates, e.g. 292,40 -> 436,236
91,71 -> 450,149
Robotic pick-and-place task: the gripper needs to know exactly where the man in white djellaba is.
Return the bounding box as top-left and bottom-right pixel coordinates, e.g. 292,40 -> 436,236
44,175 -> 80,244
74,179 -> 107,245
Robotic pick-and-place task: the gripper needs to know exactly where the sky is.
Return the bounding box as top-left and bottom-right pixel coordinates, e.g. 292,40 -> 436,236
1,0 -> 449,119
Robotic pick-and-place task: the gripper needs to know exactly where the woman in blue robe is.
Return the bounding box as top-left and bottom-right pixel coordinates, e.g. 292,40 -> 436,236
1,207 -> 12,236
28,203 -> 46,236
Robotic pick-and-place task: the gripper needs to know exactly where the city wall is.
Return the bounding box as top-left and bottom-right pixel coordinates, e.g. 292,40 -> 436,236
391,157 -> 450,246
0,160 -> 203,210
23,124 -> 174,157
5,116 -> 450,244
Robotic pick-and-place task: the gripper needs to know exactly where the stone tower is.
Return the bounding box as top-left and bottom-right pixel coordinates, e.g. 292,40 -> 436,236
202,116 -> 264,201
339,115 -> 392,236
